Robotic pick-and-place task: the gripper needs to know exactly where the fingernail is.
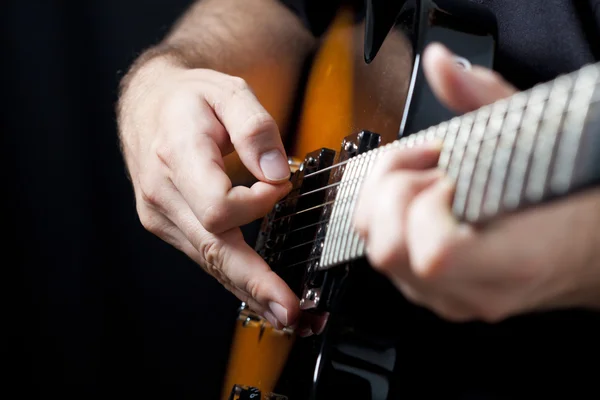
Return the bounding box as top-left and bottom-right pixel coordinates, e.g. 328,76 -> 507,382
268,301 -> 288,326
264,311 -> 280,328
260,150 -> 290,181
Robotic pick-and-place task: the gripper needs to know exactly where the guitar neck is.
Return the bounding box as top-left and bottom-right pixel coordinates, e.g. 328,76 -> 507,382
318,62 -> 600,270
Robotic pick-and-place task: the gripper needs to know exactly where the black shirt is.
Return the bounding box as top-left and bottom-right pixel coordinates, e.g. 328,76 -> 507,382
276,1 -> 600,398
280,0 -> 599,90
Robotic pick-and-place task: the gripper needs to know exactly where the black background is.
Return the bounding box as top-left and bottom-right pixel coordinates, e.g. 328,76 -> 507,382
3,1 -> 239,397
3,0 -> 600,398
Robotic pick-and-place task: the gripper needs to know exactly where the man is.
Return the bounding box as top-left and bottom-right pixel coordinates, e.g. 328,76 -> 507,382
117,0 -> 600,348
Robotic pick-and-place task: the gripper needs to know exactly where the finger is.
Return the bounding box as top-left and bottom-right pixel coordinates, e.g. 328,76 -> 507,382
172,112 -> 292,233
406,177 -> 475,280
201,72 -> 291,184
422,42 -> 517,113
218,229 -> 300,325
135,183 -> 273,314
358,169 -> 444,273
354,143 -> 443,234
159,221 -> 284,328
148,179 -> 299,328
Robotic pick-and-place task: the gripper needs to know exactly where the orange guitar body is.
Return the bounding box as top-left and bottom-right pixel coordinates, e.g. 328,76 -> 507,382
220,0 -> 496,397
220,11 -> 358,399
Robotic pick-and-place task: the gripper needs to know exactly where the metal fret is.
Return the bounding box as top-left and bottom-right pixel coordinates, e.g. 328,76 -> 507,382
336,152 -> 369,263
350,151 -> 378,260
324,154 -> 360,265
317,62 -> 600,270
329,163 -> 355,264
550,66 -> 599,194
502,84 -> 549,209
438,117 -> 462,171
481,92 -> 528,216
452,106 -> 491,217
525,75 -> 573,202
447,113 -> 475,181
462,97 -> 509,220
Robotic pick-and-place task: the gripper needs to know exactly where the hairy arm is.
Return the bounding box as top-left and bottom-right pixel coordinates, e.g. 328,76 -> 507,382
118,0 -> 316,181
114,0 -> 320,327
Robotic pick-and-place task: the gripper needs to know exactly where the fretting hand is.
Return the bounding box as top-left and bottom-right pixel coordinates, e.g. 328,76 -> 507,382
353,43 -> 600,323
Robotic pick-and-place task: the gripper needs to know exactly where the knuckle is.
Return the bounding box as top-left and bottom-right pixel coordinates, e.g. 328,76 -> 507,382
368,240 -> 402,274
228,76 -> 250,92
160,90 -> 194,121
198,238 -> 225,273
245,276 -> 264,302
200,203 -> 230,233
238,112 -> 278,142
412,239 -> 452,281
138,175 -> 163,209
137,208 -> 164,235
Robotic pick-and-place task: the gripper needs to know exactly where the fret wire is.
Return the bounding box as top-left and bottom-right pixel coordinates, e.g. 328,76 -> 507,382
326,155 -> 352,264
319,160 -> 342,266
438,117 -> 461,171
316,64 -> 600,268
353,151 -> 380,259
502,83 -> 549,210
278,86 -> 595,230
314,111 -> 598,269
467,97 -> 508,220
447,113 -> 475,182
550,70 -> 598,193
525,74 -> 574,202
332,152 -> 362,264
434,120 -> 450,142
343,150 -> 374,259
453,105 -> 492,218
343,153 -> 369,260
322,155 -> 357,266
358,146 -> 385,257
481,92 -> 528,216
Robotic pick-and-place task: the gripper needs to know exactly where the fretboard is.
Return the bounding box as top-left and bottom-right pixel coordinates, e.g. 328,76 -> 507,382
318,61 -> 600,270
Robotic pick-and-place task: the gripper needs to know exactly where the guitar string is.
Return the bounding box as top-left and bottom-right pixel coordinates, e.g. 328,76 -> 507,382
285,76 -> 599,187
268,83 -> 600,223
259,99 -> 599,260
260,69 -> 600,270
269,126 -> 541,224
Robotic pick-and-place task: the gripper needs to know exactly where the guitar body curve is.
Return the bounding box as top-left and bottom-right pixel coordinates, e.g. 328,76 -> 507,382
222,1 -> 499,398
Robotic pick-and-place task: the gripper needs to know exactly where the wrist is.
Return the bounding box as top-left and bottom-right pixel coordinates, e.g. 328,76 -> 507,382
119,46 -> 186,109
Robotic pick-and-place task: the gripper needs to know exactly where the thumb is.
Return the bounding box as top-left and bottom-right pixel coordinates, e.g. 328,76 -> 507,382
422,42 -> 517,113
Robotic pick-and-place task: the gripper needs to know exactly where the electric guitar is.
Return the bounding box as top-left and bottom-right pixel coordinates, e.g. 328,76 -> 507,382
222,1 -> 600,399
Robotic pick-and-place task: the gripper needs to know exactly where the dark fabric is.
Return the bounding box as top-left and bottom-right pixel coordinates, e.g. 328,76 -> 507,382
280,0 -> 599,90
276,0 -> 600,398
2,1 -> 240,398
3,0 -> 598,398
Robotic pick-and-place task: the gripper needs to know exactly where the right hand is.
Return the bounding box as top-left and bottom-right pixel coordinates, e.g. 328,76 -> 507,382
118,57 -> 299,329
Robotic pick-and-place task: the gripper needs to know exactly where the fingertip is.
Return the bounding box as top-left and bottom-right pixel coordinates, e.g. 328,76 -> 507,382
422,42 -> 517,112
259,149 -> 291,183
261,273 -> 301,328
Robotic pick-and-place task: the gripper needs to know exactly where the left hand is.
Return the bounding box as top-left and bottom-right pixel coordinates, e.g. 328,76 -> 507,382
352,43 -> 600,323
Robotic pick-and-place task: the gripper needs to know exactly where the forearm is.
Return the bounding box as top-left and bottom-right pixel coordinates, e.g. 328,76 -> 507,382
119,0 -> 315,133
